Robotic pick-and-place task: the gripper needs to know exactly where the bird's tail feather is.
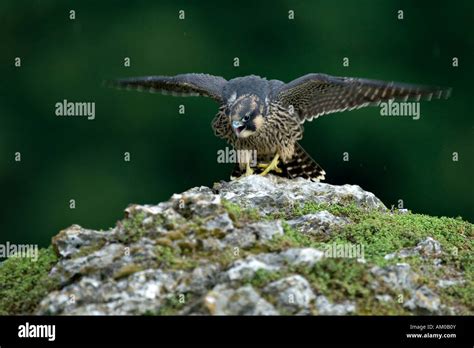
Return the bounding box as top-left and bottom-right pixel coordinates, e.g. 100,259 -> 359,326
284,143 -> 326,181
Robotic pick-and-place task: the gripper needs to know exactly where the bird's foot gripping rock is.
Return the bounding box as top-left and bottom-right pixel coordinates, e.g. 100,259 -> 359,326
230,163 -> 254,181
245,162 -> 254,176
258,154 -> 282,175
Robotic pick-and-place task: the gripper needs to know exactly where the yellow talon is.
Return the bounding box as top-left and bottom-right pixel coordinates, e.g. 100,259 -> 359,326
245,162 -> 254,176
259,154 -> 281,175
257,162 -> 283,173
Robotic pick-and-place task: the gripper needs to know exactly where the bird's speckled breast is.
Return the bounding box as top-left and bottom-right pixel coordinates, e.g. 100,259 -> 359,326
211,103 -> 304,163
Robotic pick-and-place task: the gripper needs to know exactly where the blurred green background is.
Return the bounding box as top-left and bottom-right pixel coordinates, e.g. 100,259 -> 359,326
1,0 -> 473,248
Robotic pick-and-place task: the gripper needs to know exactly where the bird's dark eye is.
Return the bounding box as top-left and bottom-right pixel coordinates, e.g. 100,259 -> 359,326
242,114 -> 250,122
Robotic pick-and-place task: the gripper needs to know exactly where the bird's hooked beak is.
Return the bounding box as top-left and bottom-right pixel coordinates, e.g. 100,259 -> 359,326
232,120 -> 245,136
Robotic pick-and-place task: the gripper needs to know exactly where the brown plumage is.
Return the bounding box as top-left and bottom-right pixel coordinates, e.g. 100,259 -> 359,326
108,73 -> 451,181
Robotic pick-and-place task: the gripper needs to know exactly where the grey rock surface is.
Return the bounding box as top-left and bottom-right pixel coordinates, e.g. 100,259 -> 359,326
33,175 -> 471,315
287,211 -> 349,236
263,275 -> 316,314
204,285 -> 279,315
384,237 -> 443,261
315,296 -> 356,315
214,176 -> 386,215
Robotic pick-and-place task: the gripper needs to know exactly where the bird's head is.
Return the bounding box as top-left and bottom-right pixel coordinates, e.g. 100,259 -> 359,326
227,94 -> 265,138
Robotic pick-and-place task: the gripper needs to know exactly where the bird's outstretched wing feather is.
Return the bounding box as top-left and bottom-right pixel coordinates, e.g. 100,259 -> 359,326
106,73 -> 227,102
275,73 -> 452,122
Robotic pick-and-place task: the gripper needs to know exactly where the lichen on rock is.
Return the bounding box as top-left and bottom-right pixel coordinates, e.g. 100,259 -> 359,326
1,175 -> 472,315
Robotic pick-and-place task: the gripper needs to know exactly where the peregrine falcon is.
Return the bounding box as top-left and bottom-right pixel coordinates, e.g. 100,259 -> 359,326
109,73 -> 451,181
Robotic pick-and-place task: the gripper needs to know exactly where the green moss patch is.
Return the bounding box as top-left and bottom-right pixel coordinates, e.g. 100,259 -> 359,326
262,202 -> 472,314
222,200 -> 261,226
0,247 -> 59,315
244,269 -> 283,288
117,212 -> 147,243
289,202 -> 472,265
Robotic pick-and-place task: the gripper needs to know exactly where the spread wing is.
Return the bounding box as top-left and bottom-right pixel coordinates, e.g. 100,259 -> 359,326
275,73 -> 452,122
106,73 -> 227,103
